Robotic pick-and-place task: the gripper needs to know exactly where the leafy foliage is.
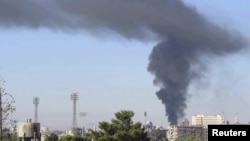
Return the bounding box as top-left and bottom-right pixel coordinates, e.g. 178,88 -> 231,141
59,135 -> 91,141
174,138 -> 201,141
91,110 -> 149,141
44,133 -> 59,141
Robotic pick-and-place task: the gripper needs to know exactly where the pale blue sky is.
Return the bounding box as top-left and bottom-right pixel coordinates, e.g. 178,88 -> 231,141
1,0 -> 250,130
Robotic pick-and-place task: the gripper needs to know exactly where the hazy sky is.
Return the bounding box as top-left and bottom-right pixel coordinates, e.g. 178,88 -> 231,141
1,0 -> 250,130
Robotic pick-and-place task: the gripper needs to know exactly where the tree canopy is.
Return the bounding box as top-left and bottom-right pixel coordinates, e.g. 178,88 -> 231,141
59,135 -> 91,141
44,133 -> 59,141
91,110 -> 149,141
174,138 -> 201,141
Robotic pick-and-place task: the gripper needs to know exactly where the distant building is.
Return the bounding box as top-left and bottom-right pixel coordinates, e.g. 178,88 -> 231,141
147,128 -> 166,141
143,121 -> 167,141
144,121 -> 154,132
192,114 -> 224,127
40,127 -> 50,141
66,128 -> 82,136
166,125 -> 206,141
180,118 -> 189,126
17,119 -> 41,141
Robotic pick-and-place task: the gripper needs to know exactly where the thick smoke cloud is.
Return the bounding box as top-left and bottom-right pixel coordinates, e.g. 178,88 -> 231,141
0,0 -> 247,124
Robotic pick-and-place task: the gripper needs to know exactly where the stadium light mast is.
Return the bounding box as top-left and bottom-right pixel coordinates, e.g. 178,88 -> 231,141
33,97 -> 39,123
71,93 -> 78,134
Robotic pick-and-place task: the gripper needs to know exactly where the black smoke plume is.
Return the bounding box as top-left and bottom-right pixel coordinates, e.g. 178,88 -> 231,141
0,0 -> 246,124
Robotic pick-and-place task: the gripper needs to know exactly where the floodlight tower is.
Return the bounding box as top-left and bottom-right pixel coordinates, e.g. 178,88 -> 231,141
71,93 -> 78,134
33,97 -> 39,123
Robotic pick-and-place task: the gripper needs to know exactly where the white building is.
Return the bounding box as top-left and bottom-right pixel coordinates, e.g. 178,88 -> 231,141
17,119 -> 41,141
40,127 -> 50,141
66,128 -> 82,136
191,114 -> 224,127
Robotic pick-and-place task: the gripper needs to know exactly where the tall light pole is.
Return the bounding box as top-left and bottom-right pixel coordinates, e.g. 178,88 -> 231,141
71,93 -> 78,134
33,97 -> 39,123
79,112 -> 87,136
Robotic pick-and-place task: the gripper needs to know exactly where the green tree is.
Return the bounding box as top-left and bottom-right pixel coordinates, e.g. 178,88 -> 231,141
91,110 -> 149,141
174,138 -> 201,141
59,135 -> 72,141
44,133 -> 59,141
162,138 -> 168,141
59,135 -> 91,141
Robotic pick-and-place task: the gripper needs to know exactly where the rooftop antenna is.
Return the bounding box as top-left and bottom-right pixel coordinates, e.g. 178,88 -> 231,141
144,111 -> 147,125
234,112 -> 238,124
33,97 -> 39,123
71,93 -> 78,134
222,110 -> 225,124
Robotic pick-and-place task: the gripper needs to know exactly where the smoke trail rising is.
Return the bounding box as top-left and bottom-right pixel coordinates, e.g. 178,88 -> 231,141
0,0 -> 246,124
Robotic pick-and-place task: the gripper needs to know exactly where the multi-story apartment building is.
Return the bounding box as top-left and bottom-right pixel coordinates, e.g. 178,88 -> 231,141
166,114 -> 225,141
166,125 -> 206,141
191,114 -> 224,127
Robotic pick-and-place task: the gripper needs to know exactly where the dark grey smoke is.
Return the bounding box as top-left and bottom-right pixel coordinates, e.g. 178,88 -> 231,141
0,0 -> 246,124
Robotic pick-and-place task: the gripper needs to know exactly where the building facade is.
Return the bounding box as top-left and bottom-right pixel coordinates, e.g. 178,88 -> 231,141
17,119 -> 41,141
166,125 -> 206,141
192,114 -> 224,127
